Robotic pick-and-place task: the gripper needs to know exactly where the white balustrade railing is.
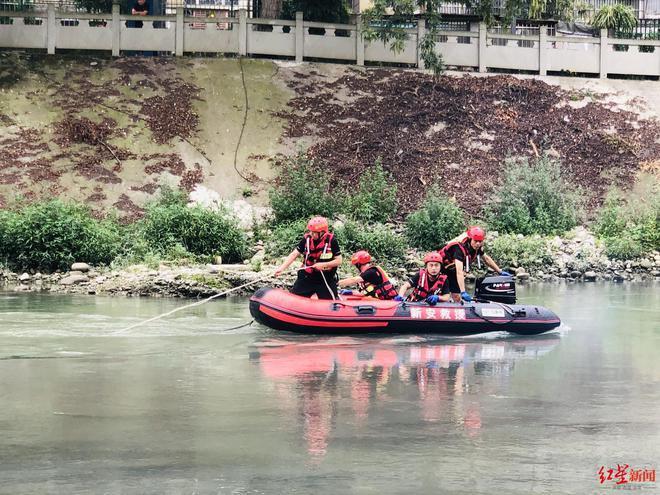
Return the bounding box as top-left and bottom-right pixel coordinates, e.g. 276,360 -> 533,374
0,8 -> 659,77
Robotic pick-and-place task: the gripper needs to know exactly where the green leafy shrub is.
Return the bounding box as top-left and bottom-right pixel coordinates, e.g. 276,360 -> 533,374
593,4 -> 637,32
487,234 -> 553,270
639,31 -> 659,53
136,189 -> 246,262
595,186 -> 659,259
267,218 -> 309,258
594,190 -> 626,239
280,0 -> 348,23
335,219 -> 406,270
484,156 -> 582,236
0,200 -> 122,271
269,153 -> 337,225
602,236 -> 644,260
111,225 -> 158,269
404,185 -> 466,251
343,160 -> 398,223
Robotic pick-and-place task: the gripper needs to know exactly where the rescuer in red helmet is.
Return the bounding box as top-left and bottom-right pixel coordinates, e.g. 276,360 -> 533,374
274,216 -> 343,299
337,250 -> 398,300
439,226 -> 510,302
397,251 -> 451,304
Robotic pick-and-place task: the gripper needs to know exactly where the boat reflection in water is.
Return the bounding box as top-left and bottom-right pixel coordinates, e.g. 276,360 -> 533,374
249,333 -> 561,460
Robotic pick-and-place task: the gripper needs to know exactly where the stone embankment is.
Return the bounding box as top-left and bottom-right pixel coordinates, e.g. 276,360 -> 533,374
1,262 -> 288,298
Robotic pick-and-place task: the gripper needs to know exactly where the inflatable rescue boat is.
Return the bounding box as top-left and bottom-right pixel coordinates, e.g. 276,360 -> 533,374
250,276 -> 561,336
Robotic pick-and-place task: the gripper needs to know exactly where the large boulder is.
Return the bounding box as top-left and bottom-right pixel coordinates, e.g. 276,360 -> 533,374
60,274 -> 90,285
640,259 -> 653,269
71,262 -> 91,272
188,185 -> 271,230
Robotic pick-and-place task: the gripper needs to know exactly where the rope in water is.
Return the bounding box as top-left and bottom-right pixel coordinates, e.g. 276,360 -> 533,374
112,265 -> 339,334
112,275 -> 273,335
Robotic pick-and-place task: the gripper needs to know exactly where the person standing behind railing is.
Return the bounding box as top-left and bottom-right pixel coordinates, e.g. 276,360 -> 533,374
128,0 -> 148,28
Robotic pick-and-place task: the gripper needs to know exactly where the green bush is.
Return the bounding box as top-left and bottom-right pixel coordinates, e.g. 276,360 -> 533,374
281,0 -> 348,23
594,190 -> 627,239
136,189 -> 247,263
595,186 -> 659,259
404,185 -> 466,251
0,200 -> 122,271
267,218 -> 309,258
484,156 -> 582,236
111,235 -> 162,270
603,236 -> 644,261
269,153 -> 337,225
592,4 -> 637,32
342,160 -> 397,223
335,219 -> 406,270
487,234 -> 553,270
639,31 -> 659,53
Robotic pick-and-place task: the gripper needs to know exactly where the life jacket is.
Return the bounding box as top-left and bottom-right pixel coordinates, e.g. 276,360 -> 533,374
359,266 -> 398,300
302,232 -> 335,274
439,238 -> 481,273
410,269 -> 447,302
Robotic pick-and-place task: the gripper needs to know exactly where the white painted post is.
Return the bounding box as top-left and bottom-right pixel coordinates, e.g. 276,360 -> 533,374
175,7 -> 183,56
478,22 -> 486,73
238,9 -> 247,56
356,14 -> 364,66
295,11 -> 303,63
112,3 -> 120,56
539,26 -> 547,76
599,28 -> 608,79
417,18 -> 426,69
47,3 -> 55,54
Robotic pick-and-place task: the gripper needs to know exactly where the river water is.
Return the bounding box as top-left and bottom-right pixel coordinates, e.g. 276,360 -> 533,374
0,283 -> 658,494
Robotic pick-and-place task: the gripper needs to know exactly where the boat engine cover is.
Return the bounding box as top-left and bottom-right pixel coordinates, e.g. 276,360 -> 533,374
474,275 -> 516,304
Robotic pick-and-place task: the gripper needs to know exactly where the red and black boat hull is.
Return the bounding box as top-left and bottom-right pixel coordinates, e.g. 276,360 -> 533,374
249,288 -> 561,336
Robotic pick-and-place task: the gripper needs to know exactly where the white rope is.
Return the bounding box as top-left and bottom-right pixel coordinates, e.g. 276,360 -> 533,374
113,278 -> 265,335
112,264 -> 340,335
320,269 -> 338,301
113,266 -> 303,335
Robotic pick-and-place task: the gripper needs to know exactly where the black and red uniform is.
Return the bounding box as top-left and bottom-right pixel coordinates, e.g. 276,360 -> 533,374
408,269 -> 448,302
358,266 -> 398,300
291,232 -> 341,299
440,238 -> 484,293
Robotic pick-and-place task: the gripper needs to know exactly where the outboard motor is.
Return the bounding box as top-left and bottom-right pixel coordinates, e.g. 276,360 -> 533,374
474,275 -> 516,304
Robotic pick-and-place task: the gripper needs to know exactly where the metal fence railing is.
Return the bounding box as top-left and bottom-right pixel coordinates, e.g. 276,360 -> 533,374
488,23 -> 557,47
434,20 -> 473,44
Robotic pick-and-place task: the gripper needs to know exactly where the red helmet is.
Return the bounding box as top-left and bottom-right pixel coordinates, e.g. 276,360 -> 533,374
423,251 -> 443,264
351,250 -> 371,266
466,225 -> 485,241
307,216 -> 328,233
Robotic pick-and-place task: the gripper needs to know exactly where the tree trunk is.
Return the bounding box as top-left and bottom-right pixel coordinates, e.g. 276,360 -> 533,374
260,0 -> 282,19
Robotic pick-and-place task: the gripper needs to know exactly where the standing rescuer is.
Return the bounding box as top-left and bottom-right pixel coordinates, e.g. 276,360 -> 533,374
274,216 -> 342,299
338,250 -> 398,300
397,251 -> 451,304
440,226 -> 511,303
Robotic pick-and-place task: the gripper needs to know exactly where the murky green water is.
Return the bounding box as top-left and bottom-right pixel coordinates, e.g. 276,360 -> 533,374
0,283 -> 658,494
